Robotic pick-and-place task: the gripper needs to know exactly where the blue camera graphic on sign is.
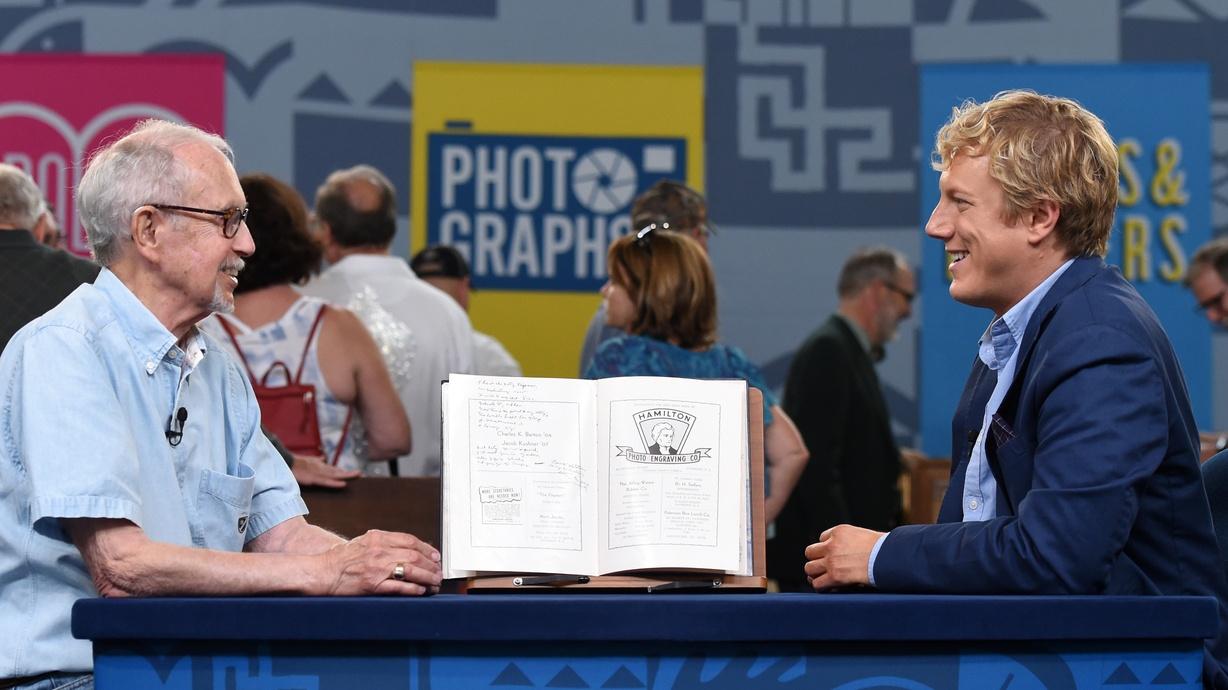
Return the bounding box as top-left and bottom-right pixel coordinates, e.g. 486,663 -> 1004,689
426,133 -> 687,291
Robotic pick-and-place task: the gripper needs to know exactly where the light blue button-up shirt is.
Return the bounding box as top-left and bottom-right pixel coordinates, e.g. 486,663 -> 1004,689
960,258 -> 1073,522
0,269 -> 306,677
866,259 -> 1073,585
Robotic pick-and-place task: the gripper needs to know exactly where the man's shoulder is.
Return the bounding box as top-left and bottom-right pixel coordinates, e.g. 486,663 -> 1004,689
410,278 -> 469,317
797,316 -> 859,359
299,267 -> 347,301
23,282 -> 112,339
1044,261 -> 1159,340
2,285 -> 117,378
0,244 -> 99,303
474,330 -> 516,361
1021,261 -> 1176,381
57,249 -> 102,281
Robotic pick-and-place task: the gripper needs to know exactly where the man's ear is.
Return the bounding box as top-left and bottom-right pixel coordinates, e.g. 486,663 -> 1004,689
30,212 -> 50,244
1026,199 -> 1060,246
315,218 -> 333,245
129,206 -> 162,260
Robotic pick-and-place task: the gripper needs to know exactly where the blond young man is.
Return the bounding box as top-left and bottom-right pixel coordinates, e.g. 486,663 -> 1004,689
804,90 -> 1228,687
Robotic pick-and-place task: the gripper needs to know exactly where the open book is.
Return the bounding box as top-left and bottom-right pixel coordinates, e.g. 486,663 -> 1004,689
441,374 -> 753,579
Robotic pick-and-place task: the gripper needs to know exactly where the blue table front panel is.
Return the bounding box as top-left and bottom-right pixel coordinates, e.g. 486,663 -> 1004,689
93,639 -> 1204,690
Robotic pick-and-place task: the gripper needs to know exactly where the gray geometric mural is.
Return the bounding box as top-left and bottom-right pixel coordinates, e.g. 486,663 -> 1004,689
5,0 -> 1227,440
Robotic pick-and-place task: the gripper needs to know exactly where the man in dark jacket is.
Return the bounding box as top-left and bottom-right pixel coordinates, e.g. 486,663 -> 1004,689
768,247 -> 913,591
0,163 -> 100,353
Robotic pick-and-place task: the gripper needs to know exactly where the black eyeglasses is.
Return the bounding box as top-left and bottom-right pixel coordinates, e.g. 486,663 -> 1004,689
151,204 -> 248,239
884,282 -> 916,305
1195,289 -> 1228,315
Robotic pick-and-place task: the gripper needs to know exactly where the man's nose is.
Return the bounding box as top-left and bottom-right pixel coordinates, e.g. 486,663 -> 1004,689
925,203 -> 951,239
232,220 -> 255,258
1210,302 -> 1227,326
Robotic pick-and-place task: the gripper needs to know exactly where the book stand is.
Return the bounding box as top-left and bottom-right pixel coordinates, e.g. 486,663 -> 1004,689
460,388 -> 768,593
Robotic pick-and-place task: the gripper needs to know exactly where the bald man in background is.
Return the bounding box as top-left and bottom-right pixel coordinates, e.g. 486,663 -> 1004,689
301,165 -> 474,477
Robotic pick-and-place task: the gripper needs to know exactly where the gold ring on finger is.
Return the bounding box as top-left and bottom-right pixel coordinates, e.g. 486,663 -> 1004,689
392,562 -> 406,581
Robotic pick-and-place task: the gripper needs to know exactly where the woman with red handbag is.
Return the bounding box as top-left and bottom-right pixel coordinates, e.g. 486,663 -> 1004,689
202,174 -> 411,481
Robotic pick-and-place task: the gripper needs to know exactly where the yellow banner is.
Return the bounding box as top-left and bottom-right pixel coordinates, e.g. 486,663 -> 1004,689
411,62 -> 704,377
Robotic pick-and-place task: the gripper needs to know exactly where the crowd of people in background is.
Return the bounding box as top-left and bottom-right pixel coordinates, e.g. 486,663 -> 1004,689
3,88 -> 1228,687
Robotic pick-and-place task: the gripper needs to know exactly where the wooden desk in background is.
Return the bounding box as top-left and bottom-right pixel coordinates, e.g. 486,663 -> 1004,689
900,450 -> 951,525
300,477 -> 441,546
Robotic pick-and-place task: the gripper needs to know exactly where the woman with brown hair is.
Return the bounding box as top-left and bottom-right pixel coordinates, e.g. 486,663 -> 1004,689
583,227 -> 808,523
201,174 -> 410,483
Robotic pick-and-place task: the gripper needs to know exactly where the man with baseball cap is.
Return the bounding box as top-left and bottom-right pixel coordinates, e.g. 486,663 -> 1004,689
411,244 -> 521,377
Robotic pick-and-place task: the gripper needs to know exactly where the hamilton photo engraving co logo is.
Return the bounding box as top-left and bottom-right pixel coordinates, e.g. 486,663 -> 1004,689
615,407 -> 710,464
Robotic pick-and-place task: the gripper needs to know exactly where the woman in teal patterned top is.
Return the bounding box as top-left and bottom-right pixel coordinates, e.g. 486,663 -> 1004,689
584,227 -> 809,524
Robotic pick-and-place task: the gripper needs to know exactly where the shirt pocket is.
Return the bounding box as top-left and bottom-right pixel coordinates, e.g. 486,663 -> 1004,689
196,463 -> 256,551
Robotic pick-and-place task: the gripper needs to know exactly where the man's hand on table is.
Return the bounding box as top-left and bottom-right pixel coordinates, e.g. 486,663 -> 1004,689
320,529 -> 442,596
804,524 -> 884,591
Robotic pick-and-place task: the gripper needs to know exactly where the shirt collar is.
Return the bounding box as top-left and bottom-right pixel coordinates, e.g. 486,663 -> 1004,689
329,253 -> 416,279
94,268 -> 209,370
978,258 -> 1075,371
0,229 -> 37,247
182,328 -> 208,372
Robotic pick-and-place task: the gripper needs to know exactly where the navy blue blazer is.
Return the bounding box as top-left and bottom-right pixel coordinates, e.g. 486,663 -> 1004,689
875,257 -> 1228,684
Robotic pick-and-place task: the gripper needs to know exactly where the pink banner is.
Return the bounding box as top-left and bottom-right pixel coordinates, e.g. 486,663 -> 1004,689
0,54 -> 225,257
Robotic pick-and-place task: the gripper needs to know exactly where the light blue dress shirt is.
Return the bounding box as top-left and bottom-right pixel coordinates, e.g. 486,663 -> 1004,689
960,258 -> 1074,521
866,259 -> 1073,585
0,269 -> 306,677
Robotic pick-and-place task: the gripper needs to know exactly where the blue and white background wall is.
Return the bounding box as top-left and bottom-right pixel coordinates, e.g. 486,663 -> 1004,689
3,0 -> 1228,452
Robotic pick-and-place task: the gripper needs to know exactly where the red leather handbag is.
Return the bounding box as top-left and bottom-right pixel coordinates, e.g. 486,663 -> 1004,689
217,306 -> 351,464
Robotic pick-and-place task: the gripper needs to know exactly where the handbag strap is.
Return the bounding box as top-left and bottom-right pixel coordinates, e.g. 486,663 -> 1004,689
330,406 -> 355,466
294,304 -> 329,384
215,314 -> 259,382
301,303 -> 356,467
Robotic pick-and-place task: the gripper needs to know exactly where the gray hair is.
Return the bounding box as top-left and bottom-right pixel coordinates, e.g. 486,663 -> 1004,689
76,119 -> 233,266
0,163 -> 46,230
1189,236 -> 1228,286
837,246 -> 909,298
314,164 -> 398,248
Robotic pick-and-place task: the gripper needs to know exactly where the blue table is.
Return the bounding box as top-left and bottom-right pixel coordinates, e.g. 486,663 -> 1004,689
72,593 -> 1216,689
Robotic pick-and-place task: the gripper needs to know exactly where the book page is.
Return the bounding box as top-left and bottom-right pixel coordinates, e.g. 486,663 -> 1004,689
442,374 -> 598,577
440,383 -> 472,579
595,376 -> 748,574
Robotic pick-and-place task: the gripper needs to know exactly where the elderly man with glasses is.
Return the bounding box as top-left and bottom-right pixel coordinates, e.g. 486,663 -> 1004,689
0,120 -> 441,690
1184,237 -> 1228,460
1189,237 -> 1228,327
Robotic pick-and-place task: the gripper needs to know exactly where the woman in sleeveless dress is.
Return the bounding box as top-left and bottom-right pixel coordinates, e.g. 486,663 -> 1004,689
583,228 -> 809,524
201,174 -> 410,480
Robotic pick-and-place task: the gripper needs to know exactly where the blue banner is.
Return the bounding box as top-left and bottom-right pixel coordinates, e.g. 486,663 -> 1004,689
426,132 -> 687,291
919,65 -> 1211,456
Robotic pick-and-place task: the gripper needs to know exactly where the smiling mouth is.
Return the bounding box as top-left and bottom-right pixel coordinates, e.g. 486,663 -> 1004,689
219,264 -> 242,285
948,250 -> 968,267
